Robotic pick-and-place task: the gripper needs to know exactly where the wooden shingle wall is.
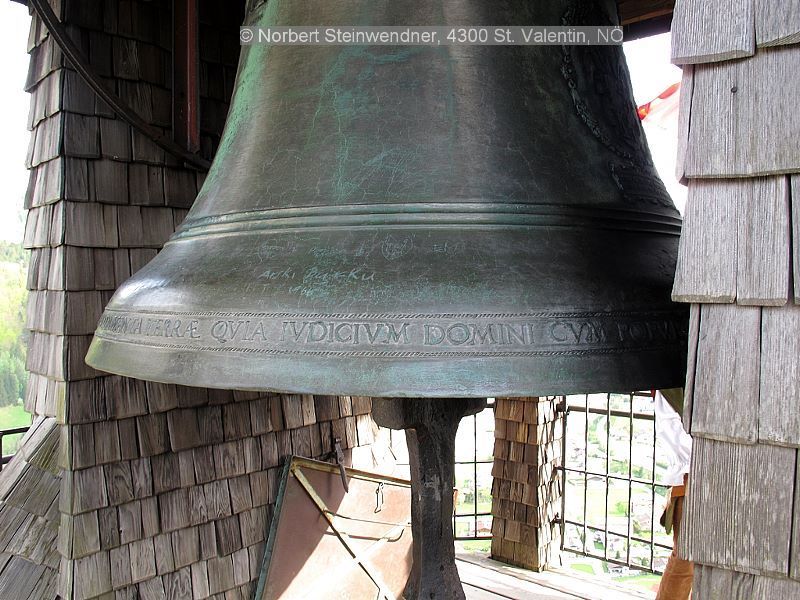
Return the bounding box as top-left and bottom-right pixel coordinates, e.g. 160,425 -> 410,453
8,1 -> 384,598
670,0 -> 800,595
490,397 -> 563,571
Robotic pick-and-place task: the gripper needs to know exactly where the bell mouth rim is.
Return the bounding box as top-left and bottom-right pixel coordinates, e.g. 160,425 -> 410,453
171,202 -> 682,242
86,333 -> 688,399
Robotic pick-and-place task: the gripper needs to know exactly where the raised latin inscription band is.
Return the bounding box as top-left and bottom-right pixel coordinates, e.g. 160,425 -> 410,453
95,308 -> 688,358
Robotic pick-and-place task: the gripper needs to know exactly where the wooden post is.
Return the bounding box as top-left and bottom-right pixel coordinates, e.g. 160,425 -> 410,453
490,397 -> 563,571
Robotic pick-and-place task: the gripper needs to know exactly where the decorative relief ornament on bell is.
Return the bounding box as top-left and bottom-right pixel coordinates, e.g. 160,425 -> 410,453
87,0 -> 688,398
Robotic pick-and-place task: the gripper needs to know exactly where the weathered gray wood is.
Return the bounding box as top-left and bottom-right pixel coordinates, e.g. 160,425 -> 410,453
73,551 -> 112,599
105,461 -> 134,506
671,0 -> 755,64
737,176 -> 791,305
239,507 -> 265,548
686,46 -> 800,177
171,527 -> 199,569
792,452 -> 800,580
63,202 -> 119,248
140,207 -> 175,248
98,506 -> 120,550
110,545 -> 132,590
215,514 -> 242,556
693,565 -> 754,599
70,511 -> 100,559
167,409 -> 202,451
213,441 -> 245,479
207,555 -> 235,595
691,304 -> 760,442
190,561 -> 210,599
681,438 -> 794,576
793,176 -> 800,304
223,402 -> 251,441
0,557 -> 47,600
228,476 -> 253,514
760,305 -> 800,446
118,500 -> 143,545
99,118 -> 132,162
231,548 -> 250,587
129,538 -> 157,584
92,159 -> 129,205
130,458 -> 153,499
163,567 -> 192,600
672,180 -> 737,303
69,466 -> 109,514
139,575 -> 166,600
154,532 -> 175,575
755,0 -> 800,47
135,413 -> 169,457
696,565 -> 800,599
159,488 -> 191,532
203,481 -> 232,520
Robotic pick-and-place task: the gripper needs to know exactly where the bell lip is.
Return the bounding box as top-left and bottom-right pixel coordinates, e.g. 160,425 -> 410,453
85,334 -> 687,399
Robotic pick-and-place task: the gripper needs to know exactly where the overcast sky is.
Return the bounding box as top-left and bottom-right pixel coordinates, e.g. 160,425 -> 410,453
0,6 -> 684,243
0,2 -> 32,243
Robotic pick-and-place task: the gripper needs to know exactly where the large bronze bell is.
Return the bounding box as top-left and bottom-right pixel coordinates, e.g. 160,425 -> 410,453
87,0 -> 687,397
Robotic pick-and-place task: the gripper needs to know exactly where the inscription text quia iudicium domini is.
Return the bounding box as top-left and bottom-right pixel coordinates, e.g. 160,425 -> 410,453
98,314 -> 684,349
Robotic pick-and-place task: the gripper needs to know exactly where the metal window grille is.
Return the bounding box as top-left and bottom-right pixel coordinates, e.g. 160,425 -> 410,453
558,391 -> 674,574
387,402 -> 495,541
453,401 -> 494,540
0,425 -> 30,471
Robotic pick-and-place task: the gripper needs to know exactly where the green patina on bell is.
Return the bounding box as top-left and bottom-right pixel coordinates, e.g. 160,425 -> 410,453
87,0 -> 688,397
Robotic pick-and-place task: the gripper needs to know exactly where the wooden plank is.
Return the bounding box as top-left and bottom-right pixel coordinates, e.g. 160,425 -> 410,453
736,176 -> 791,305
680,438 -> 794,576
760,305 -> 800,445
672,180 -> 737,303
755,0 -> 800,47
671,0 -> 754,64
691,304 -> 760,442
686,46 -> 800,177
793,176 -> 800,304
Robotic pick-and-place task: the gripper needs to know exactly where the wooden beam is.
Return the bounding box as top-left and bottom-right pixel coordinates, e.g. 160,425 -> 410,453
618,0 -> 675,25
172,0 -> 201,154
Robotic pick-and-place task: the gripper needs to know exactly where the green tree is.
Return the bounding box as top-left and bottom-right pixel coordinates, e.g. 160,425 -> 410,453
0,242 -> 28,407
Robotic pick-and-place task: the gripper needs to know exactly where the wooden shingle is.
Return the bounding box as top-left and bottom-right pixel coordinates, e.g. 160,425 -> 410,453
684,46 -> 800,177
691,304 -> 760,443
755,0 -> 800,47
681,438 -> 794,576
760,305 -> 800,445
736,176 -> 790,305
671,0 -> 755,65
